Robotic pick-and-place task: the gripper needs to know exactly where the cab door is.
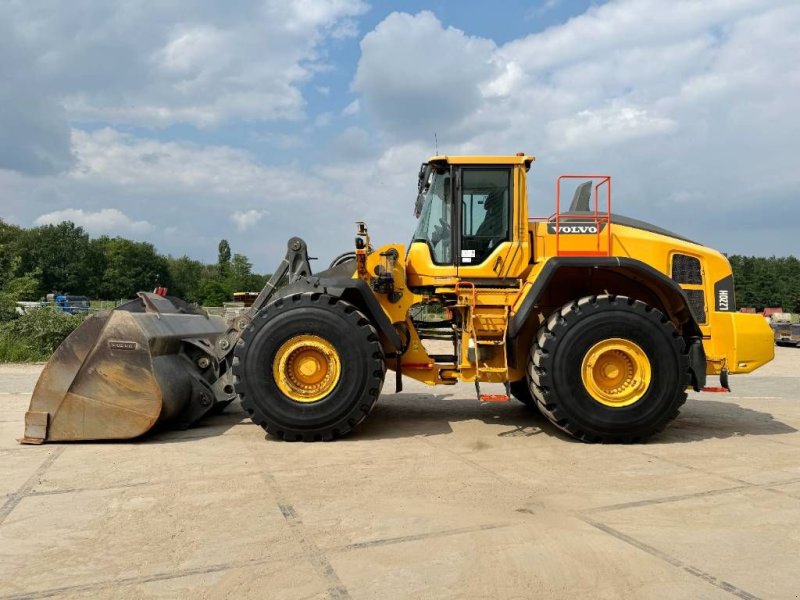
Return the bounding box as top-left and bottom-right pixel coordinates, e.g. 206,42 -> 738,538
456,166 -> 527,281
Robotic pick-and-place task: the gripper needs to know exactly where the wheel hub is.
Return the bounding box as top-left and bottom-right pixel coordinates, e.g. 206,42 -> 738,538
273,335 -> 341,403
581,338 -> 651,407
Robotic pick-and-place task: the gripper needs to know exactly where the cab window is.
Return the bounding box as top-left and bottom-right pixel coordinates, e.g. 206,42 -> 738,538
412,170 -> 453,264
460,169 -> 510,265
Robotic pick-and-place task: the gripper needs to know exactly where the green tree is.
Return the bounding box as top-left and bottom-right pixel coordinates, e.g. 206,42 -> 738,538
0,273 -> 42,322
730,255 -> 800,311
95,237 -> 172,299
167,255 -> 208,303
199,279 -> 230,306
0,220 -> 25,289
217,239 -> 232,277
227,253 -> 266,291
15,222 -> 97,296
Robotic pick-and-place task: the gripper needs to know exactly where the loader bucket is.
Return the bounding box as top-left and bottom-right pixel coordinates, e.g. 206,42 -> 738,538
21,292 -> 233,444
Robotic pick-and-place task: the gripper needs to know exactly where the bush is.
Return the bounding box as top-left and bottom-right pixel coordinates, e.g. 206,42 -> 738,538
0,293 -> 17,322
0,307 -> 85,362
0,332 -> 49,362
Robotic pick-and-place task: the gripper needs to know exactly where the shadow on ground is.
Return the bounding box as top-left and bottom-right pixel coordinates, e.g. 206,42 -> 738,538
654,398 -> 798,443
144,407 -> 252,444
352,395 -> 797,443
113,394 -> 799,446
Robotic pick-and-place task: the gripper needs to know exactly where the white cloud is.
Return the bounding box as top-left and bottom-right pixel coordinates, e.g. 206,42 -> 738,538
2,126 -> 419,267
70,128 -> 267,193
4,0 -> 800,267
349,2 -> 800,255
353,11 -> 498,141
548,104 -> 676,151
342,99 -> 360,116
230,210 -> 266,232
0,19 -> 74,175
34,208 -> 154,235
330,18 -> 359,40
0,1 -> 368,132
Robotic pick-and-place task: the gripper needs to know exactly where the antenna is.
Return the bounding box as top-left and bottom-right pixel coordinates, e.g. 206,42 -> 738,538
434,132 -> 438,155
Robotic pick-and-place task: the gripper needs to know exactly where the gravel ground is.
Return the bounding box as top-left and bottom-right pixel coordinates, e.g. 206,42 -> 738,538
1,347 -> 799,599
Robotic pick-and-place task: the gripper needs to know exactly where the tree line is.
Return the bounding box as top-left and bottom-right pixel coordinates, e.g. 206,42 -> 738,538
0,220 -> 268,307
728,255 -> 800,312
1,218 -> 799,312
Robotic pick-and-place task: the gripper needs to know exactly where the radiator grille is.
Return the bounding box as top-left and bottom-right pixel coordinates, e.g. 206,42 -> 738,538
685,289 -> 707,323
672,254 -> 702,284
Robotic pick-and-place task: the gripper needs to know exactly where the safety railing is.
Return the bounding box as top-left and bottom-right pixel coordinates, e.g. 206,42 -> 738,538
530,175 -> 612,257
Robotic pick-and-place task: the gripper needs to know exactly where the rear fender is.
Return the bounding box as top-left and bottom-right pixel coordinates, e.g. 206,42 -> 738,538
509,257 -> 706,389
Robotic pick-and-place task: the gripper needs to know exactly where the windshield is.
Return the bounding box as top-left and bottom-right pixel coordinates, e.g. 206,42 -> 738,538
412,169 -> 452,264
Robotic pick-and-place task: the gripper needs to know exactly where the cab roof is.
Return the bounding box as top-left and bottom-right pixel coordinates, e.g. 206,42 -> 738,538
427,154 -> 535,169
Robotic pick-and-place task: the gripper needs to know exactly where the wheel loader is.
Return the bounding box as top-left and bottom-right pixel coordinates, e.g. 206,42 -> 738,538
21,153 -> 775,445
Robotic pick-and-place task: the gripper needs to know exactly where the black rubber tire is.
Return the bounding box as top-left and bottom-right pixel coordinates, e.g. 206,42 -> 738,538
233,292 -> 385,441
510,379 -> 535,405
529,295 -> 689,443
510,379 -> 543,417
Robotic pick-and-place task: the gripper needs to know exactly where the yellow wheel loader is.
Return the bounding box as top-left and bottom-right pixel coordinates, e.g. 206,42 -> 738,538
21,154 -> 774,444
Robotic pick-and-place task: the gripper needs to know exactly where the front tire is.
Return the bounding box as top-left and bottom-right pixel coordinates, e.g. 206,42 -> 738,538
510,379 -> 535,406
233,293 -> 385,441
530,295 -> 689,443
510,380 -> 542,417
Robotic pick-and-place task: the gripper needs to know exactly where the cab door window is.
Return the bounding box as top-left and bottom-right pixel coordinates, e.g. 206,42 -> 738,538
460,169 -> 511,265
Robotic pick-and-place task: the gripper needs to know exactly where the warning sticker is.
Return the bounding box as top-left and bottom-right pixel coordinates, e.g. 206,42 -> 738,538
461,249 -> 476,258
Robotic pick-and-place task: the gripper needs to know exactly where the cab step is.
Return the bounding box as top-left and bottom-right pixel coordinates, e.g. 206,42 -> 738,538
475,380 -> 511,404
480,394 -> 510,403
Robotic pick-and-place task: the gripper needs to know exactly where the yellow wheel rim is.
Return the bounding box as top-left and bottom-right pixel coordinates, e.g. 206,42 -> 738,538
273,335 -> 341,403
581,338 -> 651,407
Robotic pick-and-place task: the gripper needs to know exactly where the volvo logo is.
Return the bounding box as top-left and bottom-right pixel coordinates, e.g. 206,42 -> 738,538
108,341 -> 138,351
547,223 -> 607,235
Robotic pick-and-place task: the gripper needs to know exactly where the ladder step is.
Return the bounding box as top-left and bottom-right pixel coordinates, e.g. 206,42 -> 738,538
480,394 -> 510,403
478,367 -> 507,373
429,354 -> 457,362
476,340 -> 504,345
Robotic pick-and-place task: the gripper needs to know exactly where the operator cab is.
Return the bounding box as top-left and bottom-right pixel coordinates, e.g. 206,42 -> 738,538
407,154 -> 533,287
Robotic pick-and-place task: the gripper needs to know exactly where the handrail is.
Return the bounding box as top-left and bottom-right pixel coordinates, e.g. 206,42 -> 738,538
530,175 -> 612,257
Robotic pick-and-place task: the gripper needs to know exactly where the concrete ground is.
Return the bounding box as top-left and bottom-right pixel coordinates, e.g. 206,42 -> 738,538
1,348 -> 799,600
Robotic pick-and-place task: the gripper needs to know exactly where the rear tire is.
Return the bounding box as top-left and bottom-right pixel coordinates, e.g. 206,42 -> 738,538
530,295 -> 689,443
233,293 -> 385,441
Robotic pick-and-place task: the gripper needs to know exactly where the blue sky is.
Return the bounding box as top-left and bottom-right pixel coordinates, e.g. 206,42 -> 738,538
1,0 -> 798,270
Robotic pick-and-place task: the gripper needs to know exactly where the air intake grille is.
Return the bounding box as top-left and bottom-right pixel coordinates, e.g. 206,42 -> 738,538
685,289 -> 706,323
672,254 -> 702,284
